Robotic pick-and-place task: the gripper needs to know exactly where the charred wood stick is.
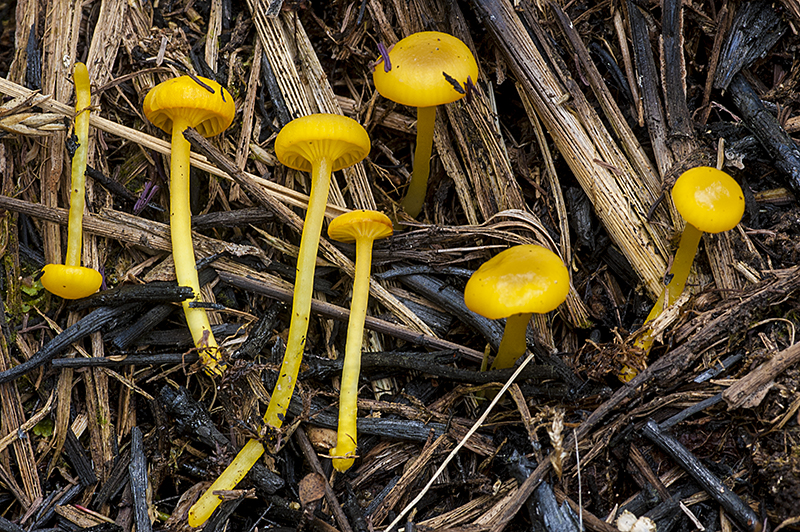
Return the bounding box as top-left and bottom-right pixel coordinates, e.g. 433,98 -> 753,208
509,452 -> 582,532
301,352 -> 558,383
204,499 -> 244,532
128,427 -> 152,532
30,482 -> 82,529
93,449 -> 131,508
64,429 -> 97,486
69,282 -> 194,311
395,273 -> 504,351
661,0 -> 697,160
659,393 -> 724,430
627,0 -> 674,176
714,0 -> 786,90
218,270 -> 484,361
729,73 -> 800,197
295,428 -> 354,532
642,421 -> 760,532
0,516 -> 25,532
0,303 -> 139,384
52,353 -> 200,368
488,267 -> 800,532
157,386 -> 285,494
110,304 -> 179,350
232,304 -> 282,361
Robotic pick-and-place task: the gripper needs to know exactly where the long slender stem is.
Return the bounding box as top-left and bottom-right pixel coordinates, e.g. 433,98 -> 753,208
402,105 -> 436,218
492,312 -> 532,370
635,223 -> 704,353
331,235 -> 374,472
264,156 -> 332,428
65,63 -> 91,267
188,157 -> 334,526
169,116 -> 223,376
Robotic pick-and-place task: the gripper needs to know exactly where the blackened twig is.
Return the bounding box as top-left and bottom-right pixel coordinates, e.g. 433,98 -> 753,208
52,353 -> 200,368
69,282 -> 193,311
642,421 -> 761,532
129,427 -> 152,532
0,303 -> 139,384
658,393 -> 724,430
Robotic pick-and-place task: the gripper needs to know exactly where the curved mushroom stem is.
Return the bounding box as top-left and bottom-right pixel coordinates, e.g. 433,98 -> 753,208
264,156 -> 333,428
330,233 -> 375,472
492,312 -> 532,370
635,223 -> 703,353
65,63 -> 91,268
402,105 -> 436,218
188,156 -> 334,526
169,116 -> 223,376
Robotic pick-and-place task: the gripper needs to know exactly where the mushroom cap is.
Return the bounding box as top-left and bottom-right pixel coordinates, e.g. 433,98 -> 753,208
373,32 -> 479,108
672,167 -> 745,233
275,114 -> 370,172
328,210 -> 393,243
40,264 -> 103,299
464,245 -> 570,320
143,76 -> 235,137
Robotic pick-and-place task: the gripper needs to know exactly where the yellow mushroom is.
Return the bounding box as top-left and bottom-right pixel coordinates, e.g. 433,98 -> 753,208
40,63 -> 103,300
373,32 -> 478,218
327,210 -> 393,472
142,75 -> 235,377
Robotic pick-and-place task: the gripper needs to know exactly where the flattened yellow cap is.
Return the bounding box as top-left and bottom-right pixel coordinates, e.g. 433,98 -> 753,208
464,245 -> 569,319
328,210 -> 393,243
373,32 -> 478,108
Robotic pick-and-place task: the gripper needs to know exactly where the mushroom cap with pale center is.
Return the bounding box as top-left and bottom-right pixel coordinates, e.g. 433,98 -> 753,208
328,210 -> 393,243
464,245 -> 570,320
275,114 -> 371,173
672,167 -> 745,233
143,76 -> 235,137
373,31 -> 479,108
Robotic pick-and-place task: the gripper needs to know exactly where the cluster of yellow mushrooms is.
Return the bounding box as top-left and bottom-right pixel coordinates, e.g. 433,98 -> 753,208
47,30 -> 745,528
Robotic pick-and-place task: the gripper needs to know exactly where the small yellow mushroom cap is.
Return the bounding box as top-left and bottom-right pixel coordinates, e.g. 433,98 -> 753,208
40,264 -> 103,299
328,210 -> 393,243
275,114 -> 371,173
672,167 -> 745,234
143,76 -> 235,137
464,245 -> 569,320
373,31 -> 479,108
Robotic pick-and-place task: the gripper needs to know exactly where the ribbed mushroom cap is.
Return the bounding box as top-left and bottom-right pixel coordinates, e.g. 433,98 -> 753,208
672,167 -> 745,233
373,32 -> 478,108
328,210 -> 393,243
464,245 -> 570,320
275,114 -> 371,173
143,76 -> 235,137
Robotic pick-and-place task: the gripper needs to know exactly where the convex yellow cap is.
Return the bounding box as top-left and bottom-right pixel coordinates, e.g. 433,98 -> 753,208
373,32 -> 478,108
672,167 -> 745,233
464,245 -> 569,320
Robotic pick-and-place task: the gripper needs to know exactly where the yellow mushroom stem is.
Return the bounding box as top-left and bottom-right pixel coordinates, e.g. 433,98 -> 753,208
635,223 -> 703,353
491,312 -> 532,370
168,115 -> 222,375
265,155 -> 332,427
330,232 -> 376,472
402,105 -> 436,218
65,62 -> 91,268
187,156 -> 333,527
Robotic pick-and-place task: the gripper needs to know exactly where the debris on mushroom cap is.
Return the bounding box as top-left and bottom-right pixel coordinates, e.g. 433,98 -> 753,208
328,210 -> 393,243
143,76 -> 235,137
373,31 -> 479,108
672,166 -> 745,234
464,244 -> 570,320
274,113 -> 371,173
